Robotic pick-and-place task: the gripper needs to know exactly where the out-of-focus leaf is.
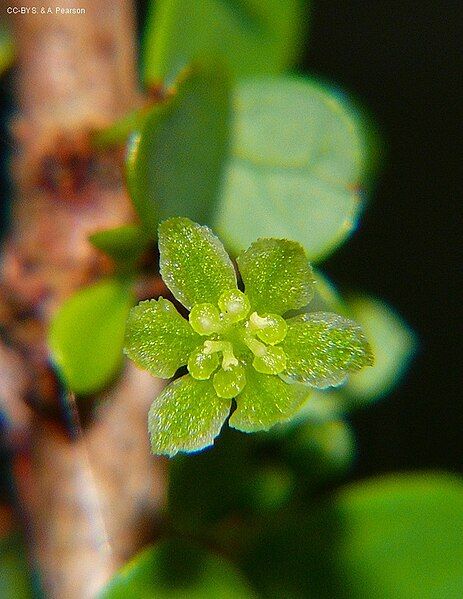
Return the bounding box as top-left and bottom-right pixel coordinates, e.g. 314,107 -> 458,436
49,279 -> 133,395
126,63 -> 231,235
142,0 -> 306,85
0,533 -> 34,599
242,473 -> 463,598
344,295 -> 417,402
98,539 -> 255,598
215,77 -> 372,262
89,225 -> 149,264
0,24 -> 14,76
285,419 -> 356,481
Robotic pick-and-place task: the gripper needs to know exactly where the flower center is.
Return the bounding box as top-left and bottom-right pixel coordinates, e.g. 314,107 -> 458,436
187,290 -> 289,397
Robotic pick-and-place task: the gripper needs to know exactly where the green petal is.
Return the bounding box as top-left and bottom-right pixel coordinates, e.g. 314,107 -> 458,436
148,375 -> 231,456
237,238 -> 314,315
159,217 -> 237,310
229,368 -> 310,432
124,298 -> 200,378
282,312 -> 373,388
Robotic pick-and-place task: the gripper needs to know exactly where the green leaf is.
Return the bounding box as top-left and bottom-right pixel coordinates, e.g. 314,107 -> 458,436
159,217 -> 237,310
241,474 -> 463,599
89,225 -> 149,264
334,474 -> 463,598
215,77 -> 371,262
237,238 -> 314,315
124,298 -> 201,379
142,0 -> 306,85
49,279 -> 133,395
230,368 -> 309,432
99,539 -> 255,598
0,24 -> 14,76
148,375 -> 230,456
0,533 -> 34,599
126,63 -> 231,235
344,295 -> 417,402
282,312 -> 373,388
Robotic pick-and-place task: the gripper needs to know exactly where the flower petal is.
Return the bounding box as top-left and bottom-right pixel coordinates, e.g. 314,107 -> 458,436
229,368 -> 310,432
124,298 -> 201,378
237,238 -> 314,315
159,217 -> 237,310
148,375 -> 231,456
282,312 -> 373,388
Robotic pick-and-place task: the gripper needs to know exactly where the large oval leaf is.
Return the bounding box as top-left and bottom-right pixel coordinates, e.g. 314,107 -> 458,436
126,63 -> 231,236
99,539 -> 255,598
215,77 -> 372,261
48,279 -> 133,395
142,0 -> 306,85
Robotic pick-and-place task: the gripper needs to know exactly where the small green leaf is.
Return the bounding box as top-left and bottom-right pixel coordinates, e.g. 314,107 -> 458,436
159,217 -> 237,310
142,0 -> 306,84
344,295 -> 417,402
148,375 -> 230,456
0,24 -> 14,76
49,279 -> 133,395
237,238 -> 314,315
230,368 -> 309,432
99,539 -> 255,598
282,312 -> 373,388
0,533 -> 34,599
215,77 -> 371,261
89,225 -> 149,264
124,298 -> 201,379
126,63 -> 231,235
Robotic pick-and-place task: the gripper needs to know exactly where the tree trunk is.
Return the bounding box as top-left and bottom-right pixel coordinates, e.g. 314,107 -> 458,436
0,2 -> 166,597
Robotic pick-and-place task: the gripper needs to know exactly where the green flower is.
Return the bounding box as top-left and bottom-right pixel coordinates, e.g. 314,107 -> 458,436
124,218 -> 373,456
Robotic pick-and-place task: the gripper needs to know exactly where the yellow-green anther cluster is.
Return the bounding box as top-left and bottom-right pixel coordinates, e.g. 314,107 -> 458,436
186,289 -> 289,393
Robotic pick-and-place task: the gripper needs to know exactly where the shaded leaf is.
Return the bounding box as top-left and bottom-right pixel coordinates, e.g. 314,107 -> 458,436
237,238 -> 314,315
49,279 -> 133,395
89,224 -> 149,264
124,298 -> 201,379
282,312 -> 373,388
99,539 -> 255,598
230,368 -> 309,432
148,375 -> 230,456
241,473 -> 463,599
126,63 -> 231,235
215,77 -> 372,261
159,217 -> 237,310
344,295 -> 417,402
142,0 -> 306,84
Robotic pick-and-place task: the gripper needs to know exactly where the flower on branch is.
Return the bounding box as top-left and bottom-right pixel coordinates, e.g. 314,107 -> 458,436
124,217 -> 373,456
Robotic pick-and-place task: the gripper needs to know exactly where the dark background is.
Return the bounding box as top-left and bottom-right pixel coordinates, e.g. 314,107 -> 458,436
1,1 -> 461,482
304,1 -> 461,475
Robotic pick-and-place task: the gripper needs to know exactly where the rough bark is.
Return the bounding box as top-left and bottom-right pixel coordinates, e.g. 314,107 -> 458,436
1,2 -> 166,597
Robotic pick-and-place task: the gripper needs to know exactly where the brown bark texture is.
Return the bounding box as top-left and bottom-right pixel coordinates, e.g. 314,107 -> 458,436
0,2 -> 166,597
